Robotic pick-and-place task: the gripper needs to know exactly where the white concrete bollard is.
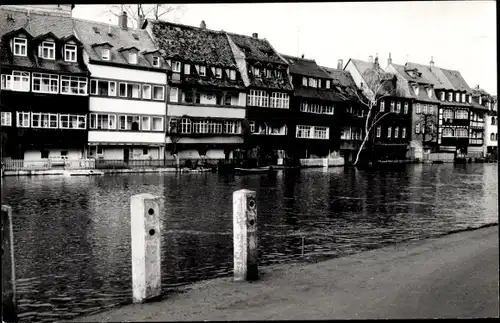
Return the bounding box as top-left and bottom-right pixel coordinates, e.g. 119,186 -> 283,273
131,193 -> 162,303
233,189 -> 259,282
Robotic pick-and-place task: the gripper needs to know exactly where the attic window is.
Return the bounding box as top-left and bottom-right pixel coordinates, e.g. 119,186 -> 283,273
13,38 -> 27,56
64,44 -> 77,62
215,68 -> 222,79
92,26 -> 100,34
427,88 -> 432,98
254,67 -> 260,77
128,52 -> 137,64
152,56 -> 160,67
199,66 -> 206,77
229,69 -> 236,80
101,48 -> 110,60
414,85 -> 419,96
302,77 -> 307,86
39,41 -> 55,60
132,33 -> 139,40
172,61 -> 181,73
266,69 -> 272,78
326,80 -> 331,89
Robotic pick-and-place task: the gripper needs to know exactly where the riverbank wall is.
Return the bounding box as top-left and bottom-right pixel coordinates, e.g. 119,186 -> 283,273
2,167 -> 214,177
64,223 -> 498,322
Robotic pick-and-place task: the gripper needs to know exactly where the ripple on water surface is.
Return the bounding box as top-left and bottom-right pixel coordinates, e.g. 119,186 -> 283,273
1,163 -> 498,321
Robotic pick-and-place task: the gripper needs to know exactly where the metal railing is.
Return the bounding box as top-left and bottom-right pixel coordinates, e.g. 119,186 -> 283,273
2,159 -> 96,171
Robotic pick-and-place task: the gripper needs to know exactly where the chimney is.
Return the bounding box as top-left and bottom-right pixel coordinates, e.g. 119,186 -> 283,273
337,59 -> 343,70
119,11 -> 128,30
430,56 -> 435,68
200,20 -> 206,29
252,33 -> 258,39
387,52 -> 392,65
301,54 -> 304,59
368,55 -> 373,63
475,84 -> 480,89
374,54 -> 379,68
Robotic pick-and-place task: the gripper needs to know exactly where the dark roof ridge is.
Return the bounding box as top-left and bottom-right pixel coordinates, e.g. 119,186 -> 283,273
150,19 -> 224,35
281,53 -> 316,63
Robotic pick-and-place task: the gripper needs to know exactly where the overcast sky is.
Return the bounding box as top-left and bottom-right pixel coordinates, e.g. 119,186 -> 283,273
73,1 -> 497,95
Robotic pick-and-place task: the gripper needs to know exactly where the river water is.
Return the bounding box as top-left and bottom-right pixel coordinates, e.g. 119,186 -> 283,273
1,163 -> 498,321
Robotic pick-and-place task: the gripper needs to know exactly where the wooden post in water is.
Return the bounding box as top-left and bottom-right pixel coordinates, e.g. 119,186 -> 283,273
2,205 -> 17,322
130,194 -> 161,303
233,189 -> 259,282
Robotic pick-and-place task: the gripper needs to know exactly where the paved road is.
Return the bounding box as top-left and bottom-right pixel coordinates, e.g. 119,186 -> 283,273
67,225 -> 499,321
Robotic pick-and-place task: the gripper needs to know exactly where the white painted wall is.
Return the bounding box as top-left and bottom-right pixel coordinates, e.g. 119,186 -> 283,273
166,136 -> 243,144
484,115 -> 497,147
167,104 -> 245,119
24,149 -> 82,161
90,97 -> 166,115
89,131 -> 165,144
88,64 -> 167,84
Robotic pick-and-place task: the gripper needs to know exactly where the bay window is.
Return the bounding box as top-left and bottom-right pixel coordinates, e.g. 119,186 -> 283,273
455,110 -> 468,119
443,109 -> 454,119
1,71 -> 30,91
442,128 -> 453,137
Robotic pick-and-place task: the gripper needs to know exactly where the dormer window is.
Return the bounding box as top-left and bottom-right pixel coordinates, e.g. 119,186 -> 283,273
152,56 -> 160,67
440,92 -> 445,101
468,95 -> 472,104
172,61 -> 181,73
266,69 -> 271,78
64,44 -> 77,62
184,64 -> 191,75
326,80 -> 331,89
308,78 -> 317,88
427,88 -> 432,98
101,48 -> 110,60
254,67 -> 260,77
199,66 -> 206,77
414,85 -> 419,96
215,67 -> 222,79
39,41 -> 55,60
302,77 -> 307,86
448,92 -> 453,101
13,38 -> 27,56
455,92 -> 460,102
128,52 -> 137,64
229,70 -> 236,80
461,93 -> 466,103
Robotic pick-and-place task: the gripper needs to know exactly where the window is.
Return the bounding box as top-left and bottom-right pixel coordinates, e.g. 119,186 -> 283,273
396,101 -> 401,113
199,66 -> 206,76
308,78 -> 317,88
152,56 -> 160,67
492,117 -> 496,126
266,69 -> 272,78
376,126 -> 381,138
270,92 -> 289,109
443,109 -> 453,119
141,116 -> 150,131
440,92 -> 445,101
422,104 -> 428,115
302,77 -> 307,86
224,94 -> 232,106
448,92 -> 453,101
97,146 -> 104,155
387,126 -> 392,138
415,123 -> 421,134
249,121 -> 255,133
90,79 -> 116,96
16,112 -> 30,127
1,71 -> 30,91
41,150 -> 49,159
118,83 -> 141,99
142,84 -> 152,99
296,125 -> 311,139
404,102 -> 408,114
224,120 -> 241,134
128,52 -> 138,64
1,112 -> 12,126
390,101 -> 395,112
455,110 -> 468,119
455,92 -> 460,102
180,118 -> 191,133
394,127 -> 399,138
32,73 -> 59,94
415,103 -> 421,114
248,89 -> 269,107
461,93 -> 466,102
427,88 -> 432,98
300,102 -> 334,115
60,76 -> 87,95
153,86 -> 164,101
31,112 -> 58,128
491,133 -> 495,141
313,126 -> 329,139
380,101 -> 385,112
13,38 -> 27,56
64,44 -> 77,62
326,80 -> 331,89
402,127 -> 406,138
39,41 -> 55,59
184,64 -> 191,75
169,87 -> 178,102
214,67 -> 222,79
229,70 -> 236,80
468,95 -> 472,104
152,117 -> 163,131
142,148 -> 148,155
456,128 -> 468,137
172,61 -> 181,73
442,128 -> 453,137
253,67 -> 260,78
101,48 -> 110,60
90,113 -> 116,130
414,86 -> 419,96
59,114 -> 86,129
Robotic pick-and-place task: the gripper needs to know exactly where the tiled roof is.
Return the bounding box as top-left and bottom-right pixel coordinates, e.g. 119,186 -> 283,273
403,62 -> 450,90
150,20 -> 237,68
281,54 -> 331,79
226,32 -> 285,65
348,58 -> 401,97
407,83 -> 440,103
320,66 -> 361,101
391,63 -> 431,85
470,100 -> 489,112
0,8 -> 89,74
73,18 -> 164,70
173,75 -> 246,90
440,68 -> 473,93
294,87 -> 344,102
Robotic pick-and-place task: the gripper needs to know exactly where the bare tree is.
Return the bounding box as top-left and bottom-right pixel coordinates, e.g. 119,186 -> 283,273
352,62 -> 402,166
108,4 -> 180,29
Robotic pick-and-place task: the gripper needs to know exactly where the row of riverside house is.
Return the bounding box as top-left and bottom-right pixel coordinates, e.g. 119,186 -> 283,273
0,5 -> 497,169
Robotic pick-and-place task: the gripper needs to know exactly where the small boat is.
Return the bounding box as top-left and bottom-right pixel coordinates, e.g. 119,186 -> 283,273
63,170 -> 104,176
234,166 -> 275,175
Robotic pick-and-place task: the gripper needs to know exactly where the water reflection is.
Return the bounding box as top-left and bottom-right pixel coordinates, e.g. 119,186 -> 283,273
1,164 -> 498,322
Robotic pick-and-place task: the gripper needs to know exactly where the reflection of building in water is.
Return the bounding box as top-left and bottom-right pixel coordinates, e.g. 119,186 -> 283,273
482,165 -> 498,223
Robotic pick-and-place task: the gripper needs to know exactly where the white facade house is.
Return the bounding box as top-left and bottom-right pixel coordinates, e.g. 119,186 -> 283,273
74,14 -> 169,161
